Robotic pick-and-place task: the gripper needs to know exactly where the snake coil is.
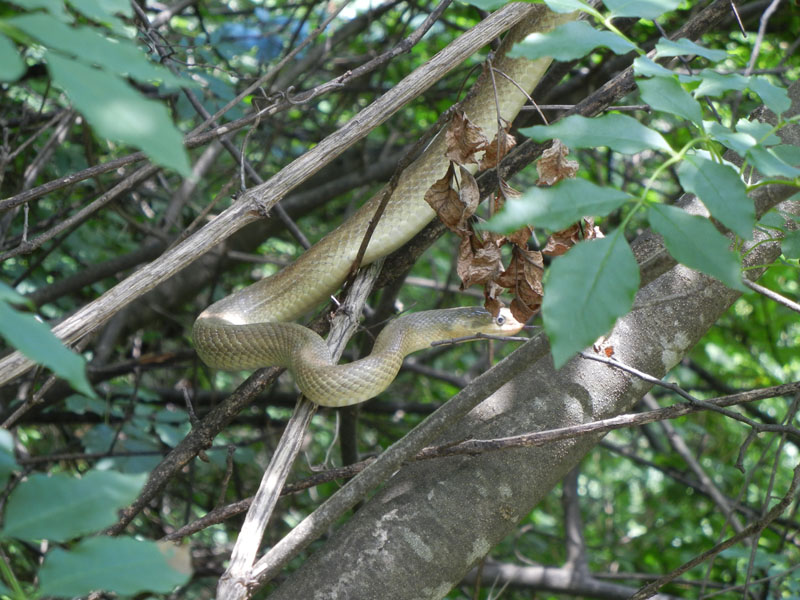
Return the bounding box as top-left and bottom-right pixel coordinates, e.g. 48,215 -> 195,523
194,6 -> 572,406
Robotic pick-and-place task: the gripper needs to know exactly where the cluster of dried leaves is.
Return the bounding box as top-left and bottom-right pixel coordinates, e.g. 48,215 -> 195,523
423,110 -> 601,324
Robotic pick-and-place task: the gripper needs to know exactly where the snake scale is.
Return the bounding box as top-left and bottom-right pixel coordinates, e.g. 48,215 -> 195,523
193,5 -> 573,406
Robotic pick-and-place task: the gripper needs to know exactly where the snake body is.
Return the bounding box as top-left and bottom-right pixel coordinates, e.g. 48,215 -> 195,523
194,6 -> 571,407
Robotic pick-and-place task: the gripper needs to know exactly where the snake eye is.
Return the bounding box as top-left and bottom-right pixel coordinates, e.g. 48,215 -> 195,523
496,315 -> 505,325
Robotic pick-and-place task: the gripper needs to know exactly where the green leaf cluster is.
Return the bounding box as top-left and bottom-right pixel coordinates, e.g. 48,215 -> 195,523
0,453 -> 191,597
485,1 -> 799,366
0,2 -> 192,175
0,281 -> 95,398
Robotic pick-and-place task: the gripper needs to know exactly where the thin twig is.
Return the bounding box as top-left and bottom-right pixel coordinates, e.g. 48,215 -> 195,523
742,278 -> 800,313
630,464 -> 800,600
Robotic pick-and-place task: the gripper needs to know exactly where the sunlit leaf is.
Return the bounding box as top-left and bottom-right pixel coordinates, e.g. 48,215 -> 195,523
638,76 -> 703,125
736,118 -> 781,145
542,234 -> 639,367
704,121 -> 757,154
633,56 -> 674,78
747,76 -> 791,115
648,204 -> 744,291
654,38 -> 728,61
604,0 -> 681,19
543,0 -> 593,12
509,21 -> 635,61
677,155 -> 754,239
746,146 -> 800,178
693,69 -> 747,98
521,113 -> 672,154
487,179 -> 632,232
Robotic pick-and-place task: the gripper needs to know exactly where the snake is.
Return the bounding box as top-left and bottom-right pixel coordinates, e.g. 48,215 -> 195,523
193,6 -> 573,407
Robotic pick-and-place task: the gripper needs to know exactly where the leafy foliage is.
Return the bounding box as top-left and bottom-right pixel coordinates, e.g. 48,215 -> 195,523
0,1 -> 798,599
0,282 -> 94,398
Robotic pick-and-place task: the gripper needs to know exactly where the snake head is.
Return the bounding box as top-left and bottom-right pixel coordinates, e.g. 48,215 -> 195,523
488,307 -> 525,336
443,306 -> 524,338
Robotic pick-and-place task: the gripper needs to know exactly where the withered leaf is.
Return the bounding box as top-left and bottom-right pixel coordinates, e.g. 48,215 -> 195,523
542,217 -> 603,256
457,233 -> 504,290
424,163 -> 461,230
424,164 -> 481,234
446,111 -> 488,165
483,285 -> 504,320
458,165 -> 480,228
507,225 -> 533,248
493,178 -> 521,213
511,297 -> 539,323
479,127 -> 516,171
537,139 -> 579,185
496,247 -> 543,321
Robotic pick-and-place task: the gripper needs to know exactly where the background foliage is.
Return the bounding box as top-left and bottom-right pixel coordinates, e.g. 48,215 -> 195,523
0,0 -> 798,598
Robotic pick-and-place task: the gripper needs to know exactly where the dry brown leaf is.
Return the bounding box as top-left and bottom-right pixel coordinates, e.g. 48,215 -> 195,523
446,111 -> 488,165
494,246 -> 543,321
458,166 -> 480,229
424,164 -> 483,234
479,127 -> 517,171
493,179 -> 521,213
542,217 -> 603,256
424,163 -> 460,229
510,297 -> 538,323
457,234 -> 504,289
483,283 -> 504,319
507,225 -> 533,248
496,247 -> 543,294
537,139 -> 578,185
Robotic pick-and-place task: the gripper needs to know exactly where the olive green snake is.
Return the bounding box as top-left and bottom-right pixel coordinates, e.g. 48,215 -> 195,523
193,6 -> 572,406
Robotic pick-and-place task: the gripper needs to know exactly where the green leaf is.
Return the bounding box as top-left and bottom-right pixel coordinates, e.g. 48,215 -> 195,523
736,118 -> 780,146
520,113 -> 672,154
542,0 -> 594,13
771,144 -> 800,167
38,536 -> 191,596
654,38 -> 728,61
638,75 -> 703,125
648,204 -> 744,291
9,14 -> 192,88
0,33 -> 24,82
604,0 -> 681,19
747,76 -> 791,116
67,0 -> 132,34
757,210 -> 786,229
460,0 -> 506,10
704,121 -> 757,154
0,429 -> 17,490
542,234 -> 639,367
46,52 -> 191,176
677,155 -> 754,239
486,179 -> 632,232
509,21 -> 635,61
746,146 -> 800,178
0,285 -> 95,399
693,69 -> 747,98
633,56 -> 674,78
10,0 -> 72,21
0,280 -> 31,307
2,471 -> 146,542
782,230 -> 800,259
